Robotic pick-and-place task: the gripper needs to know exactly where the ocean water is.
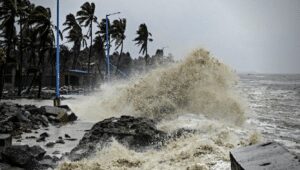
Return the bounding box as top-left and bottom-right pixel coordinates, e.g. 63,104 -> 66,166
5,49 -> 299,169
239,74 -> 300,155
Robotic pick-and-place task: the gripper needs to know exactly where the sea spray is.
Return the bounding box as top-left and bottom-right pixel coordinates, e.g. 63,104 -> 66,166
125,48 -> 245,124
59,48 -> 255,169
68,48 -> 245,124
59,118 -> 260,170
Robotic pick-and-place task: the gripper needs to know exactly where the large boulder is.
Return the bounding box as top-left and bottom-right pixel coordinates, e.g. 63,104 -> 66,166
40,106 -> 67,117
69,115 -> 167,161
0,103 -> 78,135
0,162 -> 24,170
1,145 -> 46,169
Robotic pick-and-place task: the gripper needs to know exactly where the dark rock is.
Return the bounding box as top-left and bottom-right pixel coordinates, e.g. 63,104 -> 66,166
1,145 -> 33,166
69,115 -> 166,161
40,115 -> 49,127
171,128 -> 196,138
58,136 -> 63,140
52,151 -> 60,155
1,145 -> 46,169
45,142 -> 55,148
36,136 -> 45,142
47,116 -> 56,122
23,111 -> 31,118
25,136 -> 36,139
28,145 -> 46,160
56,112 -> 68,122
64,134 -> 71,138
0,162 -> 24,170
25,105 -> 44,115
41,106 -> 67,117
43,155 -> 52,160
16,111 -> 30,123
32,125 -> 39,130
40,132 -> 49,138
65,138 -> 77,141
55,139 -> 65,144
68,112 -> 77,122
39,156 -> 58,169
24,129 -> 32,133
52,155 -> 62,162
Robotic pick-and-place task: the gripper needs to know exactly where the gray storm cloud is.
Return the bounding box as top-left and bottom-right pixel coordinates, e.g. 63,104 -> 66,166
31,0 -> 300,73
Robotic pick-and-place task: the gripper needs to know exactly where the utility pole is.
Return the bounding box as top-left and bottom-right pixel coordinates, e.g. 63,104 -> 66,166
54,0 -> 60,106
105,12 -> 120,80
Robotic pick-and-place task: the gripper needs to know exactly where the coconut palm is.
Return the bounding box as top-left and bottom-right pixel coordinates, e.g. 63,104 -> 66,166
97,18 -> 112,48
111,18 -> 126,73
133,23 -> 153,64
0,0 -> 18,59
0,0 -> 16,99
63,13 -> 87,68
96,18 -> 112,75
0,48 -> 6,99
76,2 -> 97,74
92,35 -> 105,80
16,0 -> 32,95
28,5 -> 62,98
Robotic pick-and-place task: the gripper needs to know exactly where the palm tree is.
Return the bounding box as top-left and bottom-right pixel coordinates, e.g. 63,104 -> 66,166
76,2 -> 97,74
96,18 -> 112,75
111,18 -> 126,73
0,0 -> 18,59
16,0 -> 31,96
133,23 -> 153,64
0,0 -> 21,98
92,34 -> 105,80
63,13 -> 87,69
97,18 -> 111,48
28,5 -> 61,98
0,48 -> 6,99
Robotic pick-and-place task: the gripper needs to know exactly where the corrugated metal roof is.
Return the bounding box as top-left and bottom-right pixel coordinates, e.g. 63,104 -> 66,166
68,69 -> 88,74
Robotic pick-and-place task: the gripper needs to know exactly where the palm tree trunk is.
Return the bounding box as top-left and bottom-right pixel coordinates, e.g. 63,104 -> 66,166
18,18 -> 24,96
115,42 -> 123,75
88,23 -> 93,89
0,64 -> 6,100
145,46 -> 148,65
72,43 -> 79,69
37,41 -> 46,98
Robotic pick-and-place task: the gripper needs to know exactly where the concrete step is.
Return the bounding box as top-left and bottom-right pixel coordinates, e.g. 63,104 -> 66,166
230,141 -> 300,170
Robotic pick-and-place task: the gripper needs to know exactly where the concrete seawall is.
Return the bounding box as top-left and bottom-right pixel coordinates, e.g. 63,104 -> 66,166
230,141 -> 300,170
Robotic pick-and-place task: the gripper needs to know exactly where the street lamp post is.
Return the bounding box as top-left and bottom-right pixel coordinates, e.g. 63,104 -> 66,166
54,0 -> 60,106
105,12 -> 120,80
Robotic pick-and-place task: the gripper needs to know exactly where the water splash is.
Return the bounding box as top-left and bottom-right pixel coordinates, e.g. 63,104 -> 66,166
69,48 -> 245,125
59,48 -> 255,169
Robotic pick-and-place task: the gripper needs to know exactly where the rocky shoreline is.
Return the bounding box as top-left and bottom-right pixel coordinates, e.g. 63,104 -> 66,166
0,102 -> 78,169
0,102 -> 194,170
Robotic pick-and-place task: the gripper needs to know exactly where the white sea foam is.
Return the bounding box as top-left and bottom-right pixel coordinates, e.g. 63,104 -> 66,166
59,48 -> 259,170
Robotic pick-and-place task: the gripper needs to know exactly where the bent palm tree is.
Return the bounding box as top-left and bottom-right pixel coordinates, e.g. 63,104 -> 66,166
76,2 -> 97,74
28,5 -> 62,98
133,23 -> 153,64
63,13 -> 87,68
16,0 -> 31,96
111,18 -> 126,73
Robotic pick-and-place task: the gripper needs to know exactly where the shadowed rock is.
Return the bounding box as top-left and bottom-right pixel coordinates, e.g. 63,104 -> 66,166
69,115 -> 167,161
1,145 -> 46,169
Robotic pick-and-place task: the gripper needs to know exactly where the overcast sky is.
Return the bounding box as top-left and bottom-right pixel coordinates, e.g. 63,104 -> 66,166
31,0 -> 300,73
